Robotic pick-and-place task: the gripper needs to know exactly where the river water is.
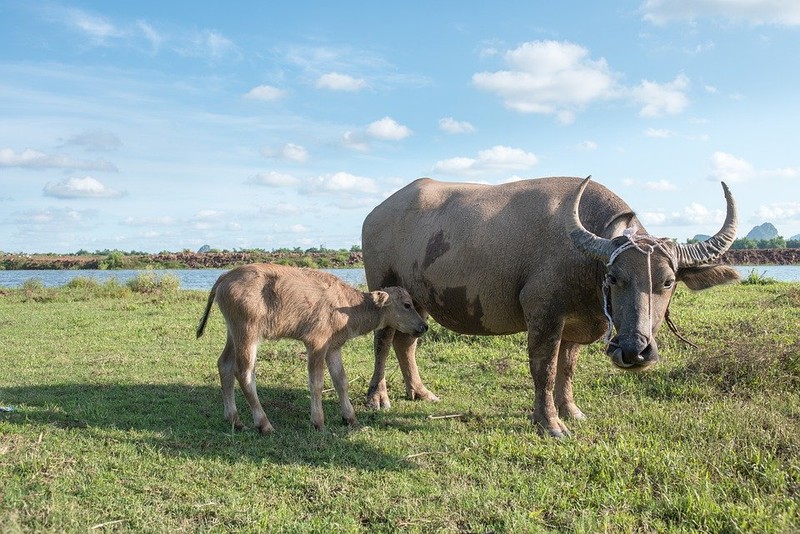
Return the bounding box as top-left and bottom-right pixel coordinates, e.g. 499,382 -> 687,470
0,266 -> 799,290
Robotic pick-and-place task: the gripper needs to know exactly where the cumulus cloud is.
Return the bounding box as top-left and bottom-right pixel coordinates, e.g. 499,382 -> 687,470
631,74 -> 690,117
263,143 -> 308,163
645,128 -> 675,138
43,176 -> 124,199
316,72 -> 367,91
472,40 -> 618,123
290,224 -> 310,233
246,171 -> 300,187
306,172 -> 379,195
366,117 -> 412,140
641,202 -> 726,227
438,117 -> 476,134
341,131 -> 369,152
0,148 -> 117,172
709,151 -> 755,182
433,145 -> 539,177
645,179 -> 678,191
642,0 -> 800,26
576,140 -> 598,150
244,85 -> 286,101
755,202 -> 800,222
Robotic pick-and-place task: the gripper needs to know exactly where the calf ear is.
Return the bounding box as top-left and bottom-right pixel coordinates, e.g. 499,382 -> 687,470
370,290 -> 391,307
677,264 -> 740,290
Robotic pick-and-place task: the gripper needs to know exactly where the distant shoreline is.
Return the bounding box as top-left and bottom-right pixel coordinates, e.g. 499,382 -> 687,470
2,249 -> 799,270
0,251 -> 364,271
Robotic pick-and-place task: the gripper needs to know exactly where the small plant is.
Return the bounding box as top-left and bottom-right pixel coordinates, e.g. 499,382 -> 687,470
65,277 -> 100,290
741,268 -> 777,285
126,272 -> 181,293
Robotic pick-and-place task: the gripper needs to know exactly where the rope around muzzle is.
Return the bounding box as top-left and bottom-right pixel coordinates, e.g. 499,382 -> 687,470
602,228 -> 695,350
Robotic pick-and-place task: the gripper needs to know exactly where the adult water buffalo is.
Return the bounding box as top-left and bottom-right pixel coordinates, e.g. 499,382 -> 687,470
362,176 -> 738,437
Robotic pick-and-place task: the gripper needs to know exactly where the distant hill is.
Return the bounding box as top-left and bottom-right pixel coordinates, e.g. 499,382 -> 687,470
746,222 -> 779,241
691,234 -> 711,242
791,234 -> 800,241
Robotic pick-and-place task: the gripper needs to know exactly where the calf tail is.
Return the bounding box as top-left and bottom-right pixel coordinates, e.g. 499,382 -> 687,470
196,282 -> 218,339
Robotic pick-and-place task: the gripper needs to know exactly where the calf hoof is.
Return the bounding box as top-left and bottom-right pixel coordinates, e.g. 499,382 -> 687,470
532,415 -> 572,439
558,403 -> 586,421
342,416 -> 359,428
257,421 -> 275,434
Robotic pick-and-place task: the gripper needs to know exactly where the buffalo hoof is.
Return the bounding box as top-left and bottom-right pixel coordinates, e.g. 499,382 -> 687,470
366,380 -> 392,410
343,416 -> 359,428
407,386 -> 440,403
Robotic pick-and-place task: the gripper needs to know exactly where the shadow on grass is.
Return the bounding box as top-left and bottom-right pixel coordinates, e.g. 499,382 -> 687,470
0,382 -> 428,471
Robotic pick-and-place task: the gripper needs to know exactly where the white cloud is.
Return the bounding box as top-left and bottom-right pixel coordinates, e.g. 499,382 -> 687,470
63,7 -> 120,43
755,202 -> 800,222
709,151 -> 755,182
641,202 -> 726,227
0,148 -> 117,172
645,128 -> 675,138
290,224 -> 309,233
123,216 -> 176,226
366,117 -> 412,140
43,177 -> 124,199
433,145 -> 539,177
341,131 -> 369,152
244,85 -> 286,101
246,171 -> 300,187
645,179 -> 678,191
472,40 -> 617,123
632,74 -> 690,117
263,143 -> 308,163
577,140 -> 598,150
438,117 -> 476,134
316,72 -> 367,91
306,172 -> 379,195
642,0 -> 800,26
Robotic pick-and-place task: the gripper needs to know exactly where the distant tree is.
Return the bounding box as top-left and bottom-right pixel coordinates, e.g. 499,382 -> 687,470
350,244 -> 362,252
731,238 -> 758,250
758,237 -> 786,249
787,239 -> 800,249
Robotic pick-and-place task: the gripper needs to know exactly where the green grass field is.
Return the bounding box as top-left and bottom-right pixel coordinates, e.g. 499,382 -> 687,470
1,277 -> 798,532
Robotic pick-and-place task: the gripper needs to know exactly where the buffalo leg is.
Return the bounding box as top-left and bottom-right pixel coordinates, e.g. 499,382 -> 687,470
527,319 -> 570,438
217,334 -> 244,430
366,327 -> 395,409
392,332 -> 439,402
325,346 -> 357,427
555,342 -> 586,420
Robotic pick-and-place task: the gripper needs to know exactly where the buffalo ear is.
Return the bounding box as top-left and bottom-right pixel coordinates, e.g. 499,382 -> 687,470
370,290 -> 391,307
677,264 -> 740,290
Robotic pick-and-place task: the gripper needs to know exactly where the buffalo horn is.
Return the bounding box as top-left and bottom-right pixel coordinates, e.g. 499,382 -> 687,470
568,176 -> 617,261
675,182 -> 738,268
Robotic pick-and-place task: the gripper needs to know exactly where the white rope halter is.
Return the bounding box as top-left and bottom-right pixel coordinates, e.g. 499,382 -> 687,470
602,227 -> 677,346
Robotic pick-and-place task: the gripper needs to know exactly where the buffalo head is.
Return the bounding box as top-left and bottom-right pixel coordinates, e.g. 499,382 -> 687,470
568,176 -> 739,370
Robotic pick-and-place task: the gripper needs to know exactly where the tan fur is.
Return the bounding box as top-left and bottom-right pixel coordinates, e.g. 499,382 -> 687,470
197,263 -> 427,432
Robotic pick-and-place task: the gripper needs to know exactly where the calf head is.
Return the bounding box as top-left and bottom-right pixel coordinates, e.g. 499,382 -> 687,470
373,286 -> 429,337
569,176 -> 739,370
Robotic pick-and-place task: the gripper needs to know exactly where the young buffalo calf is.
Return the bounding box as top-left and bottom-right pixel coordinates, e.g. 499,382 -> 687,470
196,263 -> 428,432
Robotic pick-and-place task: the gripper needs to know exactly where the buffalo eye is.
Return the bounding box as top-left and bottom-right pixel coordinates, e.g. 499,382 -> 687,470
607,274 -> 617,286
404,302 -> 412,309
663,279 -> 675,289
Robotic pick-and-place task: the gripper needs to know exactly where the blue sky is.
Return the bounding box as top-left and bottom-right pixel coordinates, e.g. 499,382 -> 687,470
2,0 -> 799,253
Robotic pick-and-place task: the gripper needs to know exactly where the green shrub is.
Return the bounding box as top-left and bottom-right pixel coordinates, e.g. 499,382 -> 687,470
126,272 -> 181,293
66,277 -> 100,289
741,268 -> 777,285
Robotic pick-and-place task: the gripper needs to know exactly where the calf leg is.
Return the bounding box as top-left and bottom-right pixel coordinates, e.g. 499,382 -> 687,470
217,333 -> 243,430
366,327 -> 395,409
234,338 -> 273,434
307,344 -> 328,430
555,342 -> 586,420
325,347 -> 357,427
392,332 -> 439,402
